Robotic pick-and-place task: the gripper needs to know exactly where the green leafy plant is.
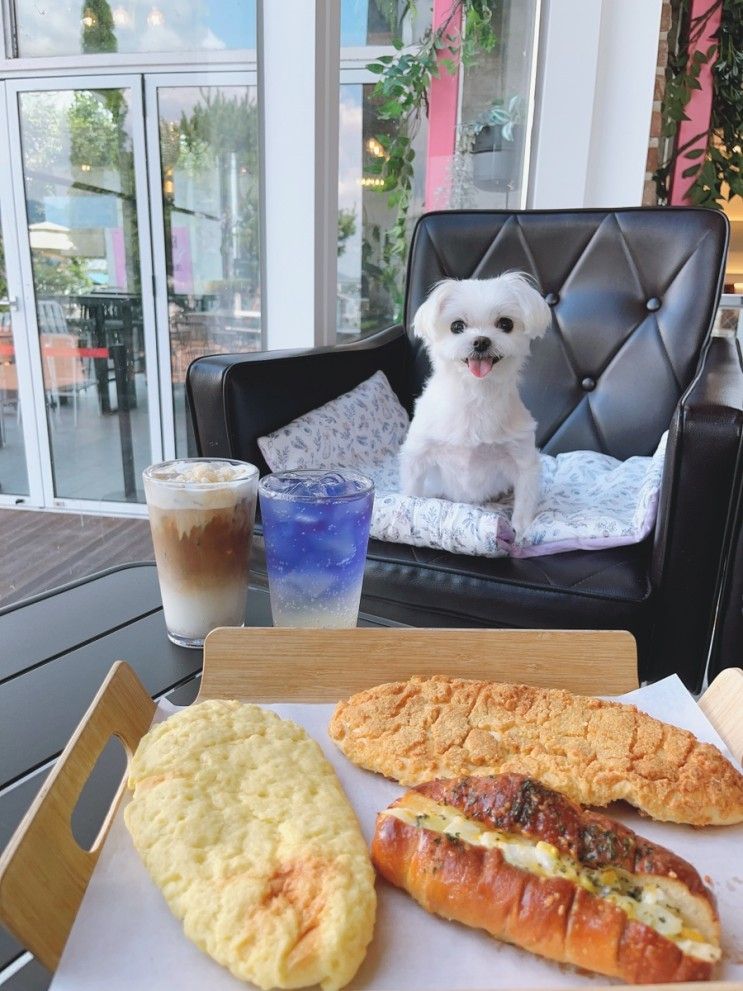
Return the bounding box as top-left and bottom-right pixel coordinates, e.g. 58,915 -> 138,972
337,207 -> 357,257
365,0 -> 499,314
69,91 -> 126,169
457,93 -> 524,156
81,0 -> 117,54
654,0 -> 742,207
33,256 -> 93,297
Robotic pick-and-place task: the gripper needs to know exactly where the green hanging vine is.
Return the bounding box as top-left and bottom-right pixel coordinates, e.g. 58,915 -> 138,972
365,1 -> 499,312
653,0 -> 742,207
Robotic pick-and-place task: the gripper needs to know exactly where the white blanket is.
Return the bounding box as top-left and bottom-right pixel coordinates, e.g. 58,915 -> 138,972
258,371 -> 666,559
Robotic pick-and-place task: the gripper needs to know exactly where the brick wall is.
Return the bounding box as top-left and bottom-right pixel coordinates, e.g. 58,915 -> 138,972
642,0 -> 673,205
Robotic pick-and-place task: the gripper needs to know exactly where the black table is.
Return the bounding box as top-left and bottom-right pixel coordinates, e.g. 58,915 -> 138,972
0,562 -> 400,990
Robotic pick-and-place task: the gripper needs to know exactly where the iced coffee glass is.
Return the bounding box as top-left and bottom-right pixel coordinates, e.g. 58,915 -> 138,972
143,458 -> 258,648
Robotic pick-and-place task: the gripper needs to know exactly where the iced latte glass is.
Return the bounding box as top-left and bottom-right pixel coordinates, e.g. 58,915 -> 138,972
143,458 -> 258,648
258,469 -> 374,628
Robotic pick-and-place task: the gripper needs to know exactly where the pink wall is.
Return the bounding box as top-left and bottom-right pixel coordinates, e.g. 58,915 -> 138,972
669,0 -> 721,205
424,0 -> 462,209
110,228 -> 128,291
172,227 -> 194,295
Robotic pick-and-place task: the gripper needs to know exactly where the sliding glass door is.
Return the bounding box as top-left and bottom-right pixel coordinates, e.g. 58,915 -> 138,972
1,71 -> 258,508
0,84 -> 44,506
6,76 -> 161,508
146,73 -> 260,459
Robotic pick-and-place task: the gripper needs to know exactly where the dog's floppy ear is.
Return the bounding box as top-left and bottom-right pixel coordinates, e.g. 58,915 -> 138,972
500,272 -> 552,340
412,280 -> 455,342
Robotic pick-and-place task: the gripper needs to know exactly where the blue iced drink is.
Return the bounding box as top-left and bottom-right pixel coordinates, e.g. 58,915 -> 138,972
258,469 -> 374,627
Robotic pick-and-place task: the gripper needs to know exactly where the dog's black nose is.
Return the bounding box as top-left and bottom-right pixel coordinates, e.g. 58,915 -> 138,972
472,336 -> 491,352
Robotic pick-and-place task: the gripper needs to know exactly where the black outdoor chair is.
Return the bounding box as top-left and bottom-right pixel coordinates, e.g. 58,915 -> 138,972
187,208 -> 742,690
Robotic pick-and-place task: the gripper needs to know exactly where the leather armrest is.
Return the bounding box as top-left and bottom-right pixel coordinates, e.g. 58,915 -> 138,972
186,325 -> 410,472
650,335 -> 743,689
708,453 -> 743,680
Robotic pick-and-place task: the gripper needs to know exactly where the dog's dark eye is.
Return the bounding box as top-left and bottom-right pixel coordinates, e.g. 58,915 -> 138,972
496,317 -> 514,333
450,319 -> 466,334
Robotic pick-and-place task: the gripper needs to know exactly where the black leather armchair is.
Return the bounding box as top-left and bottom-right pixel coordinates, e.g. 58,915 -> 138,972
187,208 -> 742,690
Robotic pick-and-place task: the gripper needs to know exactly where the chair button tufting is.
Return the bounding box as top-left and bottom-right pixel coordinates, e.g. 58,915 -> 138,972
545,291 -> 559,306
646,297 -> 661,311
581,376 -> 596,392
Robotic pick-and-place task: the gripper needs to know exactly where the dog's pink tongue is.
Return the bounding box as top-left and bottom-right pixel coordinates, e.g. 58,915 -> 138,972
467,357 -> 494,378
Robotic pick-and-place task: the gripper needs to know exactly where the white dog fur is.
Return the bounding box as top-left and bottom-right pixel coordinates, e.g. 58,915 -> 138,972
399,273 -> 551,535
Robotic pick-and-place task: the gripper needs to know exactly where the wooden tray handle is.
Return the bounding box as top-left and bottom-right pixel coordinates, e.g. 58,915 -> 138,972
0,660 -> 156,971
198,627 -> 641,700
699,666 -> 743,765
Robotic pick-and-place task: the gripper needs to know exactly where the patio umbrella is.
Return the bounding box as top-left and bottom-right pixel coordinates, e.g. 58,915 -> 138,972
29,222 -> 75,254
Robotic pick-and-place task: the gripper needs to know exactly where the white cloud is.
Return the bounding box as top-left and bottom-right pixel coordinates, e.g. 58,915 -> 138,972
200,28 -> 226,51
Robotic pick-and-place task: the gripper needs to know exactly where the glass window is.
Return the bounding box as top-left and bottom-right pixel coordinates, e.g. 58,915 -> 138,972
337,0 -> 538,339
338,83 -> 427,339
155,84 -> 260,458
341,0 -> 431,47
12,0 -> 256,58
18,87 -> 152,503
454,0 -> 538,209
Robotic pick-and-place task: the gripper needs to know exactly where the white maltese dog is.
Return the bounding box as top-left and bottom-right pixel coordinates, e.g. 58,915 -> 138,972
399,273 -> 551,536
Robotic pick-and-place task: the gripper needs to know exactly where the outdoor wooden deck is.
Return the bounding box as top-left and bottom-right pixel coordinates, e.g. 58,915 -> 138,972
0,509 -> 154,608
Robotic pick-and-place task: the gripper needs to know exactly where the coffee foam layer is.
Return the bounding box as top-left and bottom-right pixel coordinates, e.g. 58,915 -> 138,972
144,461 -> 257,511
150,460 -> 253,484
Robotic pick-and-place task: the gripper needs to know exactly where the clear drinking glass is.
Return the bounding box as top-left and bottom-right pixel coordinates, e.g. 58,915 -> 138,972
258,469 -> 374,628
143,458 -> 258,648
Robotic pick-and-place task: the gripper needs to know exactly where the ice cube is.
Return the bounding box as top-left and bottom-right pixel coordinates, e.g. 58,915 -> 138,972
262,470 -> 372,501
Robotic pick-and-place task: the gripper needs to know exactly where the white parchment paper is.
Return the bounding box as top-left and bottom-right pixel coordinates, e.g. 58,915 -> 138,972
51,676 -> 743,989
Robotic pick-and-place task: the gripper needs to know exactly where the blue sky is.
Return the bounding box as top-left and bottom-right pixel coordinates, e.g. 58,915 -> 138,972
207,1 -> 370,49
196,1 -> 371,51
206,0 -> 256,49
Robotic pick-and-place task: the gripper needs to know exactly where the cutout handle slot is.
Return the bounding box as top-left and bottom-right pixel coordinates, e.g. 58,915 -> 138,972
0,661 -> 155,970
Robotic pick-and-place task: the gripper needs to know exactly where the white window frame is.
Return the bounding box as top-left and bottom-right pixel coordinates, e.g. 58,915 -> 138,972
528,0 -> 662,208
0,49 -> 256,77
0,83 -> 45,508
258,0 -> 340,351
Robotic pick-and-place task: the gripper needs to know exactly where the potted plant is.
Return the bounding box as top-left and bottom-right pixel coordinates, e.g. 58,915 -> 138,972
463,95 -> 524,192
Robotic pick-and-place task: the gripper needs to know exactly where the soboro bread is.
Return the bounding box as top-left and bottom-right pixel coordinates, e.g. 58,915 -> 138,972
125,700 -> 376,991
329,675 -> 743,825
372,774 -> 721,984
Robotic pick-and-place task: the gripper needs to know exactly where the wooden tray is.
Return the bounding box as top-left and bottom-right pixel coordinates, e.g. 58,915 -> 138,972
1,627 -> 741,991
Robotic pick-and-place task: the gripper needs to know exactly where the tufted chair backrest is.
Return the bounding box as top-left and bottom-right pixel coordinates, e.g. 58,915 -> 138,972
404,208 -> 728,459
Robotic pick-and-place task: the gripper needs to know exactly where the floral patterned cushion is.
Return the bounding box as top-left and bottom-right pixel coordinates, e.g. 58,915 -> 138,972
257,370 -> 408,471
258,371 -> 665,559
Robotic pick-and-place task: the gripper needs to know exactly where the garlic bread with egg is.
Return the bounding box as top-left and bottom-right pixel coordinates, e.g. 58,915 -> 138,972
372,773 -> 720,984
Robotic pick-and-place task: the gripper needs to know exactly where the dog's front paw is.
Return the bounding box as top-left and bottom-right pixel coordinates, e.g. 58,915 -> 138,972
510,510 -> 534,538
